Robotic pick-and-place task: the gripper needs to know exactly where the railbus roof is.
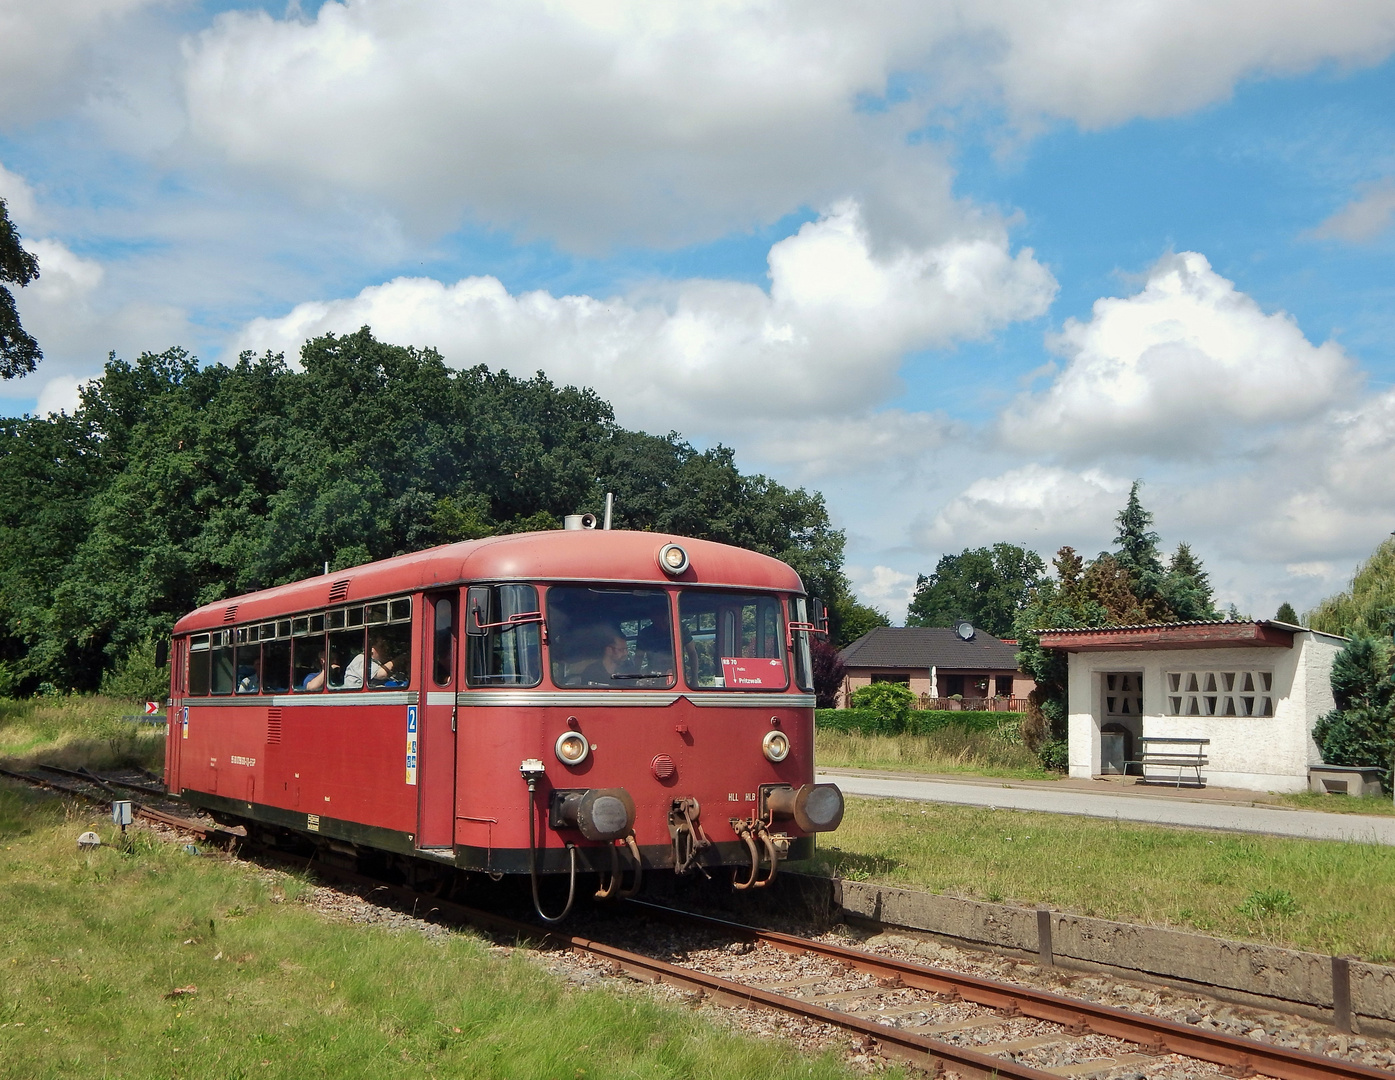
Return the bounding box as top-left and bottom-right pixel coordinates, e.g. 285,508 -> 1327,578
173,530 -> 805,634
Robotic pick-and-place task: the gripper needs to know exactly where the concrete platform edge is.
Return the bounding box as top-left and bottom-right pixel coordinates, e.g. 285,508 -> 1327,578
783,873 -> 1395,1034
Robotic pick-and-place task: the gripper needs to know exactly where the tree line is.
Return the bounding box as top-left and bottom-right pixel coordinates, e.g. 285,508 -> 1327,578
0,328 -> 872,695
899,483 -> 1224,749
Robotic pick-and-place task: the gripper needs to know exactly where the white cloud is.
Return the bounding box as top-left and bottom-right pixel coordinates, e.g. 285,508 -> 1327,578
0,163 -> 38,226
0,0 -> 166,125
34,375 -> 86,417
916,464 -> 1129,550
178,1 -> 1395,247
1311,178 -> 1395,243
999,252 -> 1354,457
1,235 -> 190,409
847,564 -> 918,623
963,0 -> 1395,129
231,201 -> 1054,437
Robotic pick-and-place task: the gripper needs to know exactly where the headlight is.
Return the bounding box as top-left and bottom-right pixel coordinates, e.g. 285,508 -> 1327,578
555,730 -> 590,766
657,543 -> 689,575
762,729 -> 790,762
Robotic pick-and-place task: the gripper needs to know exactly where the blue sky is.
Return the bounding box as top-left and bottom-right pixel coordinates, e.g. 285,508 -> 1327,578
3,1 -> 1395,622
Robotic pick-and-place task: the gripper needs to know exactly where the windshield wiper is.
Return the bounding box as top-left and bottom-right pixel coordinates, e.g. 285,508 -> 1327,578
609,672 -> 672,680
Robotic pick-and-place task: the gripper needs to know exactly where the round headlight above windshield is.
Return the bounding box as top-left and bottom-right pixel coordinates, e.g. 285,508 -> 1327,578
658,543 -> 689,575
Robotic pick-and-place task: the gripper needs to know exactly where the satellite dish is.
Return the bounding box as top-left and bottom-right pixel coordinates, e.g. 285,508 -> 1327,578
956,621 -> 974,641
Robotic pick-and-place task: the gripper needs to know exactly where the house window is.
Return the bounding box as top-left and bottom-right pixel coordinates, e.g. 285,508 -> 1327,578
1166,670 -> 1273,717
940,674 -> 965,697
995,676 -> 1013,696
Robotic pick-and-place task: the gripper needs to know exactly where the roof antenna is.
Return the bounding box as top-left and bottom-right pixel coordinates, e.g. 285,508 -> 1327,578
324,561 -> 330,576
603,492 -> 614,530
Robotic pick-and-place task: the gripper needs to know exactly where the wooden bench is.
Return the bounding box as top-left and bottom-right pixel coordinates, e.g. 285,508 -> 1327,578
1128,736 -> 1208,788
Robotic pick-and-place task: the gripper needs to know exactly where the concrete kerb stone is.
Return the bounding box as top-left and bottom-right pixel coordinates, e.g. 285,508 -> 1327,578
785,874 -> 1395,1033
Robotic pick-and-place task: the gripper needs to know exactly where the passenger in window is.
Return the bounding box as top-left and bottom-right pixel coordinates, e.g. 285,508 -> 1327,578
344,634 -> 397,689
573,625 -> 629,686
236,653 -> 261,694
302,648 -> 328,691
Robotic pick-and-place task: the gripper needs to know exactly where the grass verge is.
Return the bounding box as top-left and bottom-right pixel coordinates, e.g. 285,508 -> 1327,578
0,695 -> 164,773
815,727 -> 1054,782
801,797 -> 1395,962
1280,790 -> 1395,816
0,781 -> 873,1080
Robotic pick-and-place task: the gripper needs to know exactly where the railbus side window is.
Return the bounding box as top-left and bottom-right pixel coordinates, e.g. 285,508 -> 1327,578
292,629 -> 326,692
678,592 -> 788,691
467,584 -> 542,687
234,625 -> 261,694
188,634 -> 211,696
262,630 -> 292,694
365,597 -> 412,687
328,618 -> 365,691
209,631 -> 234,695
433,596 -> 455,686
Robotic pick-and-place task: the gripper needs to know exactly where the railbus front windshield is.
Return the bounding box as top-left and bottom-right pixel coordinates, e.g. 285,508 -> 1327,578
679,591 -> 788,690
545,586 -> 675,689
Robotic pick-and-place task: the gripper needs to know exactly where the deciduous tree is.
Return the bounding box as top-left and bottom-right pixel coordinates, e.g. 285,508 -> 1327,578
906,543 -> 1046,637
0,198 -> 41,379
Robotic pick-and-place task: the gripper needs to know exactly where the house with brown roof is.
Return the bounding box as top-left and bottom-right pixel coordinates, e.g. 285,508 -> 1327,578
1038,620 -> 1346,793
837,624 -> 1035,709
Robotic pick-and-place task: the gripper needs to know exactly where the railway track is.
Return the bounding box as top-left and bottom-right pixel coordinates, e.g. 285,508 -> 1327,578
0,764 -> 239,841
2,765 -> 1388,1080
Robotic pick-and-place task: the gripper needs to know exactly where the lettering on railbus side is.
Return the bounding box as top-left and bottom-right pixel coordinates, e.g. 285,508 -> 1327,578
307,814 -> 320,832
230,755 -> 256,767
405,705 -> 418,786
728,792 -> 738,802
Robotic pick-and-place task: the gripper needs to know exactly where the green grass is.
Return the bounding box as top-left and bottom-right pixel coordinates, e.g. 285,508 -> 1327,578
0,695 -> 164,773
0,782 -> 875,1080
801,797 -> 1395,962
815,727 -> 1055,781
1280,790 -> 1395,816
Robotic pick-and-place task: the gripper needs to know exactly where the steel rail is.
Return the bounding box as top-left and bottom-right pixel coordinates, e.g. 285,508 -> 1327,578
218,848 -> 1058,1080
3,767 -> 1383,1080
36,762 -> 167,798
0,765 -> 234,841
626,901 -> 1390,1080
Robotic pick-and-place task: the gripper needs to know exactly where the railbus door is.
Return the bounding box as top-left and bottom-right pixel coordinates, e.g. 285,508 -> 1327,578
416,590 -> 459,850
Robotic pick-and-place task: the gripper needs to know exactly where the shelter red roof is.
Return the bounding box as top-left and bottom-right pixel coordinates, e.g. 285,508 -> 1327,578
1037,620 -> 1302,652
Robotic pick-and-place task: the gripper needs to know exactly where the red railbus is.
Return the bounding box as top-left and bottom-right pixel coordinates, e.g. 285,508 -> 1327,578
167,526 -> 843,916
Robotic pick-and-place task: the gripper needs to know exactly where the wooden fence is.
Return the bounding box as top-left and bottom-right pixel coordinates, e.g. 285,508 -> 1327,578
917,696 -> 1028,712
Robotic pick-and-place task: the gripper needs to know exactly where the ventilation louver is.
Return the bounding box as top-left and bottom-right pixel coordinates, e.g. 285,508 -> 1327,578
328,579 -> 351,604
223,605 -> 238,623
266,708 -> 283,745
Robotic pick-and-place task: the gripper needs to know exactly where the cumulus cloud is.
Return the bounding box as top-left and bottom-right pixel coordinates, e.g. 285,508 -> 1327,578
847,564 -> 918,622
0,163 -> 38,226
962,0 -> 1395,129
0,235 -> 189,413
915,464 -> 1129,550
177,0 -> 1395,247
999,252 -> 1354,457
0,0 -> 166,126
231,201 -> 1054,437
1311,179 -> 1395,243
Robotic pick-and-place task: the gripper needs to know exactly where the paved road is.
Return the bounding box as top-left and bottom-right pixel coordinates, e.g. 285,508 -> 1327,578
817,770 -> 1395,845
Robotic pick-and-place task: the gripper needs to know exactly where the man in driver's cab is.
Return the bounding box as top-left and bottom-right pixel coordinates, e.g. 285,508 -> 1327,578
576,625 -> 628,686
